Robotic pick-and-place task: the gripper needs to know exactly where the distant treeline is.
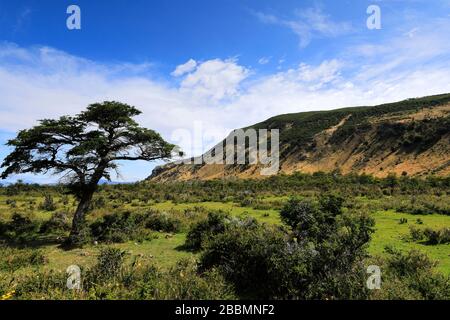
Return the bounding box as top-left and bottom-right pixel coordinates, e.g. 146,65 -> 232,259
1,172 -> 449,200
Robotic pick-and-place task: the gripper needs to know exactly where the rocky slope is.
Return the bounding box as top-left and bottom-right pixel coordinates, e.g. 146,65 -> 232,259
150,94 -> 450,181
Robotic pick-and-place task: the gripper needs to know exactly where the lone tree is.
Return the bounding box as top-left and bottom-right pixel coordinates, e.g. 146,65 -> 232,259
1,101 -> 178,246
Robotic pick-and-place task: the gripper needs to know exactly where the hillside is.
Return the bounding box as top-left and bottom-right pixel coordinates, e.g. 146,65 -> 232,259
150,94 -> 450,181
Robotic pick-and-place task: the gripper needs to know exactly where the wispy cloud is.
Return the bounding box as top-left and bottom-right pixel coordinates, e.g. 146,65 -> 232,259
255,7 -> 353,48
13,7 -> 32,33
258,57 -> 271,65
171,59 -> 197,77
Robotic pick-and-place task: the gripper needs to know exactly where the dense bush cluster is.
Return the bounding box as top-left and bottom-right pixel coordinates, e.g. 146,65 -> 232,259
198,195 -> 375,299
372,247 -> 450,300
409,226 -> 450,244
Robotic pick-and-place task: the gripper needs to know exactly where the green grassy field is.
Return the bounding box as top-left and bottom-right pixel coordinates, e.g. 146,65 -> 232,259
1,195 -> 449,275
369,210 -> 450,274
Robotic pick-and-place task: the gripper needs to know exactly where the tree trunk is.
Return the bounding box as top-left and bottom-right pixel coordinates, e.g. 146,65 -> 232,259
66,190 -> 95,247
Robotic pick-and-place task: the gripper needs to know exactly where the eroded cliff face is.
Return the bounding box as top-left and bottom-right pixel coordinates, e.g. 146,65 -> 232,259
149,95 -> 450,182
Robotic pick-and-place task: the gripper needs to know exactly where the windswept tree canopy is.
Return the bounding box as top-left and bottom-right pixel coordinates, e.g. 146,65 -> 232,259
1,101 -> 178,191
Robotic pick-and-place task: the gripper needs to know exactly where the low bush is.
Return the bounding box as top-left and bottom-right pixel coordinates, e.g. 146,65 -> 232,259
0,246 -> 47,272
85,247 -> 127,285
408,227 -> 450,245
0,213 -> 41,243
39,194 -> 57,211
185,211 -> 230,250
90,211 -> 150,243
40,211 -> 71,235
136,259 -> 235,300
372,247 -> 450,300
199,194 -> 374,299
423,227 -> 450,245
145,211 -> 182,233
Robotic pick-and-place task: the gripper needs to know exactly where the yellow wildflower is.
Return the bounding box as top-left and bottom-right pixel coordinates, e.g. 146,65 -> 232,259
0,290 -> 15,300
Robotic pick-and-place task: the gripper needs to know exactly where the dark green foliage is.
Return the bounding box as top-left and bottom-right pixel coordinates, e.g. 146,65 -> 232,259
0,247 -> 47,272
398,197 -> 450,216
200,223 -> 307,299
0,213 -> 41,243
66,223 -> 92,247
5,199 -> 16,208
423,228 -> 450,245
185,211 -> 231,250
200,196 -> 375,299
409,227 -> 450,245
373,247 -> 450,300
39,211 -> 72,235
280,198 -> 317,231
409,226 -> 424,242
144,211 -> 182,233
136,259 -> 235,300
384,247 -> 436,277
90,210 -> 180,243
88,247 -> 127,282
3,248 -> 234,300
280,194 -> 347,243
90,211 -> 147,243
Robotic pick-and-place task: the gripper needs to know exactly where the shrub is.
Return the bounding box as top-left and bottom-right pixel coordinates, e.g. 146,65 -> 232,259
0,213 -> 41,243
87,248 -> 127,284
423,227 -> 450,245
200,212 -> 373,300
372,247 -> 450,300
40,211 -> 71,235
200,223 -> 308,299
66,223 -> 92,247
280,198 -> 317,230
318,193 -> 344,215
280,194 -> 351,244
90,211 -> 149,243
409,226 -> 424,242
89,211 -> 178,244
200,194 -> 374,299
384,247 -> 436,277
5,199 -> 16,208
185,211 -> 230,250
145,211 -> 182,233
136,259 -> 235,300
0,247 -> 47,272
39,194 -> 56,211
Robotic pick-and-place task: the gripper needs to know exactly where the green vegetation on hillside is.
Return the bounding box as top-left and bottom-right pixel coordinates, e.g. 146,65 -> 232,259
249,93 -> 450,155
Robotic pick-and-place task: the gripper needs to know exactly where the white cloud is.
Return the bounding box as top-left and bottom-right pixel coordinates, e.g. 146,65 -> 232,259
258,57 -> 271,65
255,7 -> 353,48
0,17 -> 450,182
171,58 -> 197,77
179,58 -> 249,101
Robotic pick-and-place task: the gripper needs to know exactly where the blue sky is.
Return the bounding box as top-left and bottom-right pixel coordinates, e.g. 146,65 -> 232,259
0,0 -> 450,183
